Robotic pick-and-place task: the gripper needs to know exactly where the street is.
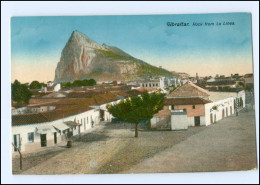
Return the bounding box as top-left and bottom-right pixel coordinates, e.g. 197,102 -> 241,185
13,109 -> 257,174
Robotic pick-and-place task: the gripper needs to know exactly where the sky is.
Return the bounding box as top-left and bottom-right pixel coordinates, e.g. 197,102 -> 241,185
11,13 -> 254,83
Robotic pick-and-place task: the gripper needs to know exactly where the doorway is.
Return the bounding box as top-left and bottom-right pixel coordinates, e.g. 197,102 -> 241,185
13,134 -> 21,152
54,132 -> 57,144
78,126 -> 81,135
194,116 -> 200,126
226,107 -> 228,117
100,110 -> 105,121
222,109 -> 225,119
40,134 -> 47,147
234,99 -> 236,113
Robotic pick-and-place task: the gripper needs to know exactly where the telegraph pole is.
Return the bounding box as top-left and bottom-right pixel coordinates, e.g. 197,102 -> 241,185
236,92 -> 239,116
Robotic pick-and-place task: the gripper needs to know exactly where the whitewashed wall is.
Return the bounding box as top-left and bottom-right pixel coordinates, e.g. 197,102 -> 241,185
204,90 -> 245,126
150,117 -> 166,128
171,113 -> 188,130
12,109 -> 100,153
12,121 -> 60,153
200,116 -> 206,126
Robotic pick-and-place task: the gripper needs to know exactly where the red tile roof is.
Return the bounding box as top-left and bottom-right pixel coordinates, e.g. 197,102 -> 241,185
12,92 -> 120,126
110,91 -> 130,98
12,113 -> 50,126
167,81 -> 209,98
135,87 -> 158,93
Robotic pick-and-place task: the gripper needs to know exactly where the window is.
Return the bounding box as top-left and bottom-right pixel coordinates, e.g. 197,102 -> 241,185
28,132 -> 34,143
192,105 -> 196,109
171,105 -> 175,110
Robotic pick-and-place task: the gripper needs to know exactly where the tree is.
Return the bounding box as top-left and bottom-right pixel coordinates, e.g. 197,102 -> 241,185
12,80 -> 32,105
107,92 -> 165,137
88,79 -> 96,86
29,80 -> 41,89
40,82 -> 47,87
61,82 -> 72,87
61,79 -> 96,87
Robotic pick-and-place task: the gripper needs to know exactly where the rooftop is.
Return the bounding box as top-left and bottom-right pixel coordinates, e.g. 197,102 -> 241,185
206,80 -> 236,86
164,97 -> 211,105
208,91 -> 238,102
12,92 -> 120,126
206,87 -> 244,93
244,73 -> 253,78
64,121 -> 81,126
110,91 -> 130,98
135,87 -> 158,93
167,81 -> 209,98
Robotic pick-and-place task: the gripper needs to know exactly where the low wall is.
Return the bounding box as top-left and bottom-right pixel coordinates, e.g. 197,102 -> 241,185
171,111 -> 188,130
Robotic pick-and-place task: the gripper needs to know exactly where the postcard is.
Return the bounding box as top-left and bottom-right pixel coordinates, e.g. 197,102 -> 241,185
11,13 -> 257,175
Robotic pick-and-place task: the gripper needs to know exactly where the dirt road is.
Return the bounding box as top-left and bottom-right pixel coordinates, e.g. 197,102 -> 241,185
125,110 -> 257,173
13,110 -> 257,174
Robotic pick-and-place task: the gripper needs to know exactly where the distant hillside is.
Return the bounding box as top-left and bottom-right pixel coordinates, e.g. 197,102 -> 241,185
170,71 -> 180,77
55,30 -> 173,82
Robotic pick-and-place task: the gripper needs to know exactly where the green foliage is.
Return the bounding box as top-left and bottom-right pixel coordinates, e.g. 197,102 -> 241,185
237,82 -> 248,90
61,82 -> 72,87
137,63 -> 173,77
97,49 -> 131,60
29,81 -> 42,89
96,48 -> 173,77
223,86 -> 231,90
40,82 -> 47,87
61,79 -> 96,87
107,92 -> 166,124
238,82 -> 245,87
12,80 -> 32,104
212,105 -> 218,110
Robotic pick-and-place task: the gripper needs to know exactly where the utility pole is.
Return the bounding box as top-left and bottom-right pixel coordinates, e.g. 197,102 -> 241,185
236,92 -> 239,116
12,143 -> 22,170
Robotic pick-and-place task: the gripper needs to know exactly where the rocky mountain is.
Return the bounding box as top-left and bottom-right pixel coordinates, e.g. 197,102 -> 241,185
55,30 -> 173,82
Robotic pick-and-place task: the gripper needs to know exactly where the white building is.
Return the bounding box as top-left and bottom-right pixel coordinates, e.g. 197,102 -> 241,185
54,83 -> 61,92
140,77 -> 180,89
12,96 -> 121,153
41,83 -> 61,93
204,90 -> 245,126
47,81 -> 54,87
206,78 -> 216,82
151,81 -> 246,130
